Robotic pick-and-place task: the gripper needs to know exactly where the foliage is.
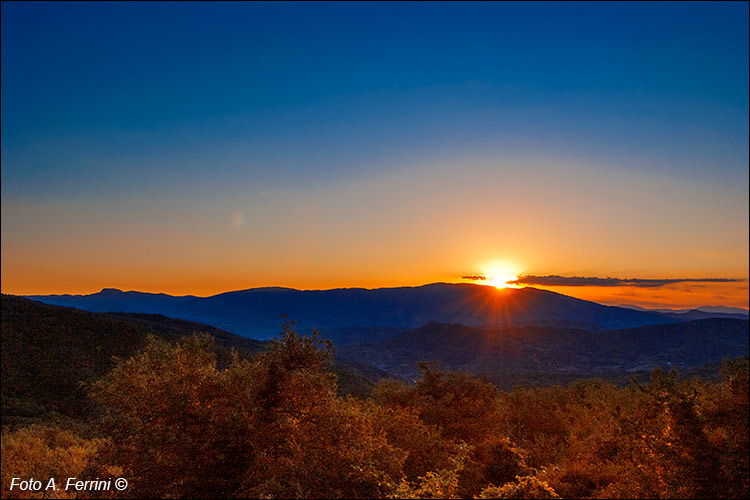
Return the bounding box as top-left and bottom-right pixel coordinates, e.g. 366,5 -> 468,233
1,425 -> 103,499
479,475 -> 561,499
374,363 -> 529,498
391,444 -> 469,499
375,361 -> 502,443
367,402 -> 455,481
87,323 -> 405,498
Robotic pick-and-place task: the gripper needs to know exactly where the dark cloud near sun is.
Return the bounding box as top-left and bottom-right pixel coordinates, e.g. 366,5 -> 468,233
462,274 -> 491,281
507,275 -> 745,288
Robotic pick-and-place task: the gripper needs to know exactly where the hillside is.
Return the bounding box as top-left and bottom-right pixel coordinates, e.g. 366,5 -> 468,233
0,295 -> 375,425
0,295 -> 264,424
338,318 -> 750,385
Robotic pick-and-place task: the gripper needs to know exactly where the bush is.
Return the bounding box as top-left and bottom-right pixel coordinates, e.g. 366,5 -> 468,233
1,425 -> 103,499
479,475 -> 561,499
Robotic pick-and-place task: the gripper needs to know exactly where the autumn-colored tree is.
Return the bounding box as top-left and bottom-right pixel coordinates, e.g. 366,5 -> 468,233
531,380 -> 635,498
231,321 -> 406,498
620,364 -> 749,499
479,475 -> 561,499
88,323 -> 407,498
457,436 -> 529,499
527,362 -> 750,500
496,384 -> 571,468
707,358 -> 749,498
367,401 -> 456,481
88,334 -> 252,498
374,363 -> 529,498
246,395 -> 404,499
375,362 -> 501,444
1,425 -> 104,499
391,444 -> 470,499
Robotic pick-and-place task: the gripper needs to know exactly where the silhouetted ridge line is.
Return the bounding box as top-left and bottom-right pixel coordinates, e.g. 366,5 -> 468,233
28,283 -> 680,339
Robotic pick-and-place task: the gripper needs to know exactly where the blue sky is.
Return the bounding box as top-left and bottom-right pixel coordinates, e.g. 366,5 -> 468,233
3,2 -> 747,198
1,1 -> 748,306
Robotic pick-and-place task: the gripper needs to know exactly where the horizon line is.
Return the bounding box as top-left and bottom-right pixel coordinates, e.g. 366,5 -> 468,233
6,282 -> 748,313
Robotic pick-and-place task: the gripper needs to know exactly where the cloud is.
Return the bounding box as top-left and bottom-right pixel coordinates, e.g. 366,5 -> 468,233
462,274 -> 491,281
507,275 -> 745,288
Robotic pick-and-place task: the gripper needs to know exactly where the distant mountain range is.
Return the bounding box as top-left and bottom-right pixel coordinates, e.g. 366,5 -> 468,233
619,303 -> 749,315
618,303 -> 748,321
25,283 -> 727,340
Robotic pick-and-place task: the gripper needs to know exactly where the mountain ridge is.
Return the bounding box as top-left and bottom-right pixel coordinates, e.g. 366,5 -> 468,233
24,283 -> 699,339
27,283 -> 680,339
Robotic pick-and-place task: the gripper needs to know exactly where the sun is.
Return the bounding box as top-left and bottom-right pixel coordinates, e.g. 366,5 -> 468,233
485,272 -> 520,289
463,261 -> 523,288
478,262 -> 522,289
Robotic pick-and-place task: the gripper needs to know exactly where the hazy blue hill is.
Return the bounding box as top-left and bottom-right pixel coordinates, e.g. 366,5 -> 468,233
316,326 -> 410,346
618,303 -> 749,320
654,309 -> 750,321
694,305 -> 749,315
338,318 -> 749,383
602,318 -> 750,368
28,283 -> 677,339
339,322 -> 602,380
104,311 -> 266,356
26,288 -> 199,316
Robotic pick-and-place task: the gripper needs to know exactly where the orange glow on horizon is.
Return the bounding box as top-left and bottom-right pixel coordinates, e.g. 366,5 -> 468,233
1,273 -> 747,312
1,247 -> 747,310
528,281 -> 749,311
2,158 -> 747,311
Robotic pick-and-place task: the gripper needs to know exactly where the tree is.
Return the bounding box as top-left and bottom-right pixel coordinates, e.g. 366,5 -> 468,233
374,363 -> 527,498
88,334 -> 250,498
1,425 -> 103,499
479,476 -> 561,499
88,323 -> 407,498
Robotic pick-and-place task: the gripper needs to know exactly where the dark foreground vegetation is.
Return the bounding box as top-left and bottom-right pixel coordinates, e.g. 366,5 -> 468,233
1,295 -> 748,499
1,329 -> 747,499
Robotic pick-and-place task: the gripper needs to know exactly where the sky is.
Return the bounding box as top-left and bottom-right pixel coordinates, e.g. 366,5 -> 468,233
1,1 -> 748,309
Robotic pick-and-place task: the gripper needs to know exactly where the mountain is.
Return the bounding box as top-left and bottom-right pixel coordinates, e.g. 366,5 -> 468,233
28,283 -> 679,339
338,318 -> 750,386
25,288 -> 199,316
655,309 -> 750,321
694,305 -> 750,315
619,303 -> 749,320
